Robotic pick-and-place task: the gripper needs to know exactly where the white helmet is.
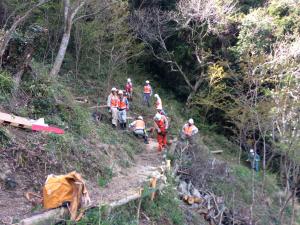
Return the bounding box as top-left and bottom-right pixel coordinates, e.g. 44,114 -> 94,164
127,78 -> 131,82
118,90 -> 123,95
250,149 -> 254,153
154,113 -> 162,121
154,94 -> 159,98
146,80 -> 150,84
111,87 -> 117,92
138,116 -> 143,120
188,118 -> 194,124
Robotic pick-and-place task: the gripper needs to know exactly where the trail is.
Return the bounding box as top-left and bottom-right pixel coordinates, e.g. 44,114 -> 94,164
89,137 -> 164,206
0,136 -> 166,224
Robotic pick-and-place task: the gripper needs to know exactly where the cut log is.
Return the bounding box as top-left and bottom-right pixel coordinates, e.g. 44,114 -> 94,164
211,150 -> 223,154
17,207 -> 69,225
89,105 -> 109,109
109,191 -> 142,209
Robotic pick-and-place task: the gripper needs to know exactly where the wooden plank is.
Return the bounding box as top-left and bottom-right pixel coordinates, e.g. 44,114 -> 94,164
0,112 -> 32,127
211,150 -> 223,154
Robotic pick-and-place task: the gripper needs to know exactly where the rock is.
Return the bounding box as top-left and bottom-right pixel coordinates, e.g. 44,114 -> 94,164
178,180 -> 189,195
191,187 -> 202,199
5,176 -> 17,190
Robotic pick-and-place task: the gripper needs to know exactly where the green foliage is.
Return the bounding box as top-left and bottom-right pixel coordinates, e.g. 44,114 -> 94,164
234,9 -> 275,55
70,204 -> 138,225
0,70 -> 13,101
97,167 -> 113,187
0,128 -> 11,148
142,182 -> 185,225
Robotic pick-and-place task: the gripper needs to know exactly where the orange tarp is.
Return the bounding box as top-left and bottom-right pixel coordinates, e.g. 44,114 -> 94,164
43,171 -> 90,220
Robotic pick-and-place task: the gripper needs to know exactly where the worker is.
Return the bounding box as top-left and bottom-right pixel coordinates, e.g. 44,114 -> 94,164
143,80 -> 152,107
154,94 -> 166,115
118,90 -> 129,129
181,119 -> 198,142
129,116 -> 149,144
109,88 -> 119,128
247,149 -> 260,172
107,87 -> 117,112
153,113 -> 168,152
125,78 -> 133,101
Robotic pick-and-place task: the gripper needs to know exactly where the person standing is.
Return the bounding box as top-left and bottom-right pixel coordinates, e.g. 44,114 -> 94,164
107,87 -> 117,112
143,80 -> 152,107
118,90 -> 129,129
125,78 -> 133,101
154,94 -> 166,115
153,113 -> 168,152
248,149 -> 260,172
129,116 -> 149,144
109,88 -> 119,128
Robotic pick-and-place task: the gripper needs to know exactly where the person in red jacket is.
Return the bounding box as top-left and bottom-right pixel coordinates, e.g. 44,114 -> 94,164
153,113 -> 168,152
125,78 -> 133,101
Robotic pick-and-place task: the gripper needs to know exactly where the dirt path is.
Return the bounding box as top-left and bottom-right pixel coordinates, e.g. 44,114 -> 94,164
0,137 -> 164,224
89,137 -> 164,206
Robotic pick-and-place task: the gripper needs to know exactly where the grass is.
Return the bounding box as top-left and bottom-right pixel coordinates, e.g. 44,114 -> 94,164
196,128 -> 295,224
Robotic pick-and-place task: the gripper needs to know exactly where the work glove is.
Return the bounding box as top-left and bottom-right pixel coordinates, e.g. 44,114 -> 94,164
157,128 -> 161,133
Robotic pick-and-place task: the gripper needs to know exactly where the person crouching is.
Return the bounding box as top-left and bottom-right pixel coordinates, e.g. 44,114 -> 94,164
129,116 -> 149,144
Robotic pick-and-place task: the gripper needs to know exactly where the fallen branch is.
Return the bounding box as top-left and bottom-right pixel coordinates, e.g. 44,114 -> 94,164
211,150 -> 223,154
17,207 -> 69,225
90,105 -> 109,109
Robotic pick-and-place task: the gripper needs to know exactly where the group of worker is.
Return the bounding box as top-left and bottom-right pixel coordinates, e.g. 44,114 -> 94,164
106,78 -> 199,152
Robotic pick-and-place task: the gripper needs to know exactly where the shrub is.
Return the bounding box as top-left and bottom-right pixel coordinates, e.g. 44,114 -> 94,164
0,70 -> 13,101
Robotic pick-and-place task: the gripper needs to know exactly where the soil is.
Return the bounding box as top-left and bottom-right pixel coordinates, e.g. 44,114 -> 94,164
90,137 -> 163,206
0,136 -> 165,224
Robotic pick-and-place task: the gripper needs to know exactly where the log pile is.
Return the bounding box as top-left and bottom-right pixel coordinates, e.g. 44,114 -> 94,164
178,180 -> 244,225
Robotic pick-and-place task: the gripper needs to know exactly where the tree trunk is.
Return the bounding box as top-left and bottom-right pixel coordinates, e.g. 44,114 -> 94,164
49,0 -> 86,78
49,22 -> 72,78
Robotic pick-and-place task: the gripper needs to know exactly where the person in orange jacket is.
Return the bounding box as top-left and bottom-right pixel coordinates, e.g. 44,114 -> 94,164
143,80 -> 152,107
109,87 -> 119,128
118,90 -> 129,129
181,118 -> 198,142
153,113 -> 168,152
129,116 -> 149,144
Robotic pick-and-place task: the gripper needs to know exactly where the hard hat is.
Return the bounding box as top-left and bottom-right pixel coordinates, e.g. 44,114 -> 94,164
250,149 -> 254,153
146,80 -> 150,84
188,118 -> 194,124
118,90 -> 123,95
111,87 -> 117,92
138,116 -> 143,120
154,113 -> 162,121
127,78 -> 131,82
154,94 -> 159,98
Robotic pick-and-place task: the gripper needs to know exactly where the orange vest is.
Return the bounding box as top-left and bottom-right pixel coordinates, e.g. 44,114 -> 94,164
118,97 -> 127,109
135,120 -> 145,130
110,95 -> 119,107
184,124 -> 194,135
144,85 -> 151,94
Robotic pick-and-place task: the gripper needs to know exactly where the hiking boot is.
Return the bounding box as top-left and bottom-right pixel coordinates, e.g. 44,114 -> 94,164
144,140 -> 149,144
